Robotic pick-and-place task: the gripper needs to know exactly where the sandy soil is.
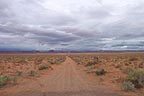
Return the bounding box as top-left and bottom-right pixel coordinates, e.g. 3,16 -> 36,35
0,56 -> 121,96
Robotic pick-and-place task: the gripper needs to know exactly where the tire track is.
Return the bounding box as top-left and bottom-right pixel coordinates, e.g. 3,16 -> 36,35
40,56 -> 120,96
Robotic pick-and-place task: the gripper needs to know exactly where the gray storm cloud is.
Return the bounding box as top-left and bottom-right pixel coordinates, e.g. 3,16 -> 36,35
0,0 -> 144,51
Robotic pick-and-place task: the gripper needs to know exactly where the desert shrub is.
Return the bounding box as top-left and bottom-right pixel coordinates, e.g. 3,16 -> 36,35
115,64 -> 121,68
121,68 -> 133,74
16,59 -> 28,64
47,56 -> 66,64
96,69 -> 106,76
85,61 -> 98,66
12,76 -> 17,85
129,57 -> 139,61
0,75 -> 9,87
99,77 -> 104,82
87,65 -> 95,70
15,70 -> 23,76
139,62 -> 144,68
38,64 -> 48,70
122,81 -> 135,91
28,70 -> 38,76
125,70 -> 144,89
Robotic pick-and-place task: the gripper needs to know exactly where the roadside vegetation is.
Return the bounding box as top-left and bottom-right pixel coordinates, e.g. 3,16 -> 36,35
0,54 -> 66,88
122,69 -> 144,91
70,53 -> 144,94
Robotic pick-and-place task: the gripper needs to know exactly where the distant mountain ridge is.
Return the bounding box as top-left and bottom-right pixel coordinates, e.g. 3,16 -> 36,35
0,49 -> 144,53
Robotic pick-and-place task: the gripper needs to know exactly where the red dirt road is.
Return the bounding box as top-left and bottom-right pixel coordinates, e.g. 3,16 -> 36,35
0,56 -> 120,96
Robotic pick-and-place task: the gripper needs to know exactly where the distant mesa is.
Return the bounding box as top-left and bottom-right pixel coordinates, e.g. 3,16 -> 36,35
48,50 -> 55,52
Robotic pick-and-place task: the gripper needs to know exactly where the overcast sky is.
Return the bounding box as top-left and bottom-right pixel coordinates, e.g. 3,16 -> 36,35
0,0 -> 144,51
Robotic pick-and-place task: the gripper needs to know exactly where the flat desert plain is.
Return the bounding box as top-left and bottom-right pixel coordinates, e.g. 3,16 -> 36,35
0,52 -> 144,96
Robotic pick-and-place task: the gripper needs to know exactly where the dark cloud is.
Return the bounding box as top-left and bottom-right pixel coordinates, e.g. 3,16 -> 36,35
0,0 -> 144,50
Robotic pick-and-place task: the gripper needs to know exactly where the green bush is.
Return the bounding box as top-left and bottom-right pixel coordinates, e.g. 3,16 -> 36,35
124,70 -> 144,89
96,69 -> 106,76
0,75 -> 9,87
122,81 -> 135,91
